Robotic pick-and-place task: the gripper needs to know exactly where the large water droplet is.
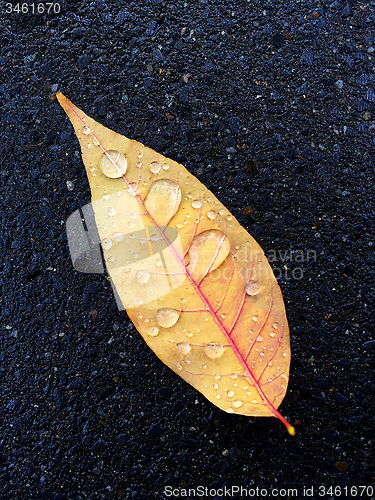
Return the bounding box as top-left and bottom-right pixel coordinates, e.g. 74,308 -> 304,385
135,270 -> 150,284
186,229 -> 230,282
144,179 -> 181,226
204,343 -> 224,359
175,342 -> 190,355
101,238 -> 112,250
82,126 -> 90,135
150,160 -> 161,174
100,150 -> 127,178
156,308 -> 180,328
147,326 -> 159,337
246,282 -> 261,296
192,200 -> 201,209
207,210 -> 216,220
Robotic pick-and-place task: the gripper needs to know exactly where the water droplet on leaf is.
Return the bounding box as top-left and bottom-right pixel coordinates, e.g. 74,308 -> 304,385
101,238 -> 112,250
144,179 -> 181,226
82,126 -> 90,135
150,160 -> 161,174
156,308 -> 180,328
232,400 -> 243,408
100,150 -> 127,178
204,343 -> 224,359
147,326 -> 159,337
207,210 -> 216,220
227,390 -> 234,398
186,229 -> 230,282
135,270 -> 150,284
175,342 -> 190,355
192,200 -> 201,209
246,282 -> 261,296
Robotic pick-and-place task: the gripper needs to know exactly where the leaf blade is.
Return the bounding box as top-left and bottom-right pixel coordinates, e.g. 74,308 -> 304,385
57,92 -> 294,435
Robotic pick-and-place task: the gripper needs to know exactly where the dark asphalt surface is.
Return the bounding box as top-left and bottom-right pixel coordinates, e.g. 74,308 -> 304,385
1,0 -> 375,499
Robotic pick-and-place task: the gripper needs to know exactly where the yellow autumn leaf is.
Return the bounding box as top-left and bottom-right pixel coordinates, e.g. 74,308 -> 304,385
57,92 -> 294,435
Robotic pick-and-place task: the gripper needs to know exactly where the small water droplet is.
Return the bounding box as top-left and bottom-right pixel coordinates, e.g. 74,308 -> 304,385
268,361 -> 273,367
227,390 -> 234,398
136,161 -> 142,168
175,342 -> 190,355
269,332 -> 275,338
213,384 -> 219,390
246,282 -> 261,296
214,374 -> 221,380
256,335 -> 263,342
137,314 -> 143,319
150,160 -> 161,174
107,207 -> 116,216
230,374 -> 238,379
204,343 -> 224,359
218,209 -> 225,215
220,314 -> 226,319
259,352 -> 264,357
156,259 -> 162,267
226,215 -> 232,221
252,400 -> 258,404
176,362 -> 183,371
267,378 -> 273,382
232,400 -> 243,408
186,332 -> 193,338
176,222 -> 183,229
135,270 -> 150,284
100,150 -> 127,178
272,322 -> 279,329
101,238 -> 112,250
92,137 -> 99,146
207,210 -> 216,220
278,337 -> 283,343
216,394 -> 221,399
252,315 -> 259,322
162,163 -> 169,170
107,255 -> 115,262
192,200 -> 201,209
156,308 -> 180,328
147,326 -> 159,337
82,126 -> 90,135
226,407 -> 234,413
282,352 -> 287,357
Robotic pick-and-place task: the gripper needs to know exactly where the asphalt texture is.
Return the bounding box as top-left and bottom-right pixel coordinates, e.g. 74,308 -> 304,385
1,0 -> 375,499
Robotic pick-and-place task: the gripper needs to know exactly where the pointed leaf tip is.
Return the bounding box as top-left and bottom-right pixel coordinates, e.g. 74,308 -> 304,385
288,425 -> 296,437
